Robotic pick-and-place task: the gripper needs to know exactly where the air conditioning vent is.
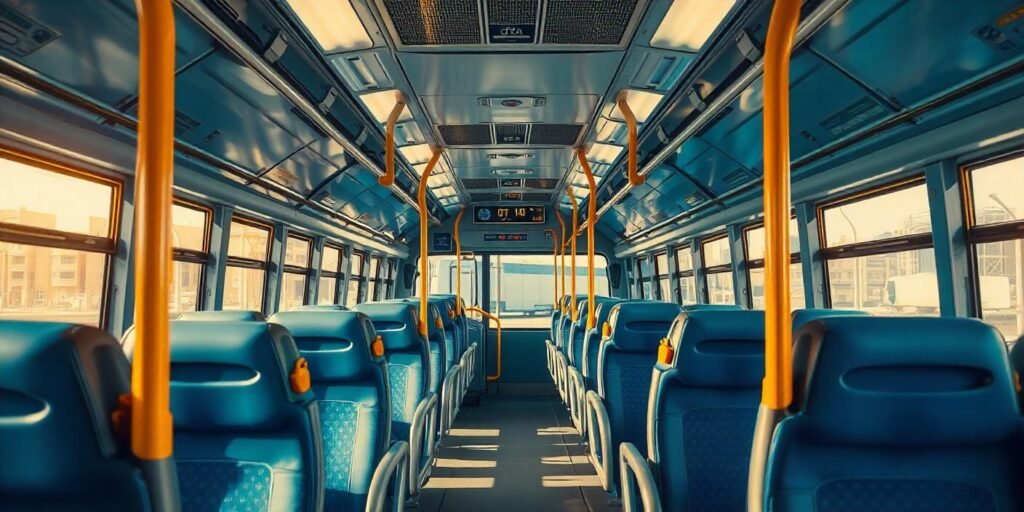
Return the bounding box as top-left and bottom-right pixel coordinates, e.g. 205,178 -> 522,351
683,192 -> 706,207
501,192 -> 524,201
541,0 -> 638,45
462,178 -> 497,189
523,192 -> 551,202
488,152 -> 534,160
499,178 -> 524,188
471,192 -> 500,202
524,178 -> 558,189
439,124 -> 582,146
383,0 -> 482,45
494,124 -> 528,144
723,169 -> 752,185
528,124 -> 583,145
486,0 -> 539,44
439,124 -> 492,146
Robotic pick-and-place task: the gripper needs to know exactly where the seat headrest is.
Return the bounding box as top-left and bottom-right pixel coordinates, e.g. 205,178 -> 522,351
164,321 -> 312,431
289,304 -> 349,312
176,310 -> 266,321
799,316 -> 1019,446
607,302 -> 681,352
680,303 -> 744,312
429,294 -> 462,318
590,298 -> 625,332
354,303 -> 427,352
268,311 -> 382,383
426,297 -> 455,327
669,310 -> 765,387
791,308 -> 867,332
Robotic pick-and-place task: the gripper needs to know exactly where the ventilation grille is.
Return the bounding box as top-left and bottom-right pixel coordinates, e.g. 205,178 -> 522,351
529,124 -> 583,145
471,192 -> 500,202
494,124 -> 528,144
383,0 -> 482,45
462,178 -> 497,189
524,178 -> 558,189
542,0 -> 639,45
439,125 -> 492,145
523,192 -> 551,202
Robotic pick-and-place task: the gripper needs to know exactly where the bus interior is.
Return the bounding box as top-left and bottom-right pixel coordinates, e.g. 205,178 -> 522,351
1,0 -> 1023,511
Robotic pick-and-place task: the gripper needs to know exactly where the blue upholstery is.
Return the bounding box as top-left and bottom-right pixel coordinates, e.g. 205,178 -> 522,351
1012,338 -> 1023,410
290,305 -> 349,311
176,309 -> 266,321
557,294 -> 588,353
680,303 -> 744,313
157,320 -> 323,512
567,298 -> 590,367
582,298 -> 625,390
791,308 -> 866,332
648,310 -> 765,512
267,311 -> 390,512
790,309 -> 870,411
597,301 -> 680,491
0,322 -> 153,510
430,294 -> 467,356
765,316 -> 1024,512
427,297 -> 458,372
397,299 -> 448,401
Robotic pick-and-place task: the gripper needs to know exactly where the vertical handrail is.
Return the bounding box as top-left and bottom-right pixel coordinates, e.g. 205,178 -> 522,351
453,206 -> 465,315
576,148 -> 598,330
762,0 -> 800,411
416,148 -> 443,336
132,0 -> 175,463
545,228 -> 558,311
567,188 -> 579,321
380,92 -> 406,186
466,307 -> 501,382
617,93 -> 643,186
556,210 -> 567,313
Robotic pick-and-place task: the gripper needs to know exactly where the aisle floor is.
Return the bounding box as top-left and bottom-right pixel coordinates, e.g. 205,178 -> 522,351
418,394 -> 616,512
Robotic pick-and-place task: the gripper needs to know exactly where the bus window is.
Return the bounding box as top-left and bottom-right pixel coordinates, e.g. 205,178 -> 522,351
417,255 -> 482,308
280,235 -> 311,312
368,255 -> 383,301
821,181 -> 937,315
345,251 -> 365,307
0,154 -> 117,326
491,254 -> 608,329
702,235 -> 734,305
674,246 -> 697,305
635,256 -> 652,299
965,154 -> 1024,339
170,202 -> 210,313
223,217 -> 271,312
745,219 -> 804,310
318,244 -> 344,304
383,260 -> 396,299
654,252 -> 671,301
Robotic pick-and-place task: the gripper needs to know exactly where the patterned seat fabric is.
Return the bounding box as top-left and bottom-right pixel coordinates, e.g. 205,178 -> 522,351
647,309 -> 764,512
268,311 -> 391,512
0,322 -> 154,510
765,317 -> 1024,512
582,298 -> 624,390
597,301 -> 680,492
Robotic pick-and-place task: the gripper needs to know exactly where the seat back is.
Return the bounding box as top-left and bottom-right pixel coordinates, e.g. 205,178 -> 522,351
567,298 -> 589,367
1012,337 -> 1023,411
289,304 -> 349,311
598,301 -> 679,490
648,309 -> 765,512
428,297 -> 458,371
0,322 -> 155,510
765,316 -> 1024,512
557,294 -> 587,352
582,298 -> 624,389
267,311 -> 390,512
157,320 -> 323,512
395,299 -> 448,399
176,309 -> 266,321
430,294 -> 466,356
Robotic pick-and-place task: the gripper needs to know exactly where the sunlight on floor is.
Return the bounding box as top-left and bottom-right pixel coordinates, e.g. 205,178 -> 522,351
449,444 -> 499,451
424,477 -> 497,489
449,428 -> 500,437
541,474 -> 602,488
435,458 -> 498,469
540,454 -> 590,465
537,426 -> 577,436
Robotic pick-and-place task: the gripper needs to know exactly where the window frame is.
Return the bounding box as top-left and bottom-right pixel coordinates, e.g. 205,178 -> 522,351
653,251 -> 670,301
673,245 -> 697,304
743,218 -> 802,310
368,255 -> 383,301
318,242 -> 346,305
170,200 -> 212,312
635,255 -> 651,299
347,251 -> 366,306
281,233 -> 313,310
224,215 -> 273,311
700,233 -> 734,304
383,259 -> 396,299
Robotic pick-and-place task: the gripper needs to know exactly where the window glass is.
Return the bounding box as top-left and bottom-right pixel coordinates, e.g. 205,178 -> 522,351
170,203 -> 209,312
679,275 -> 698,305
675,247 -> 694,272
658,278 -> 671,302
345,278 -> 361,307
0,245 -> 107,325
322,245 -> 341,273
745,219 -> 800,261
222,266 -> 265,311
707,272 -> 734,305
318,276 -> 337,305
0,156 -> 113,237
351,252 -> 365,278
826,249 -> 938,315
284,236 -> 311,268
169,261 -> 202,314
418,255 -> 482,308
702,237 -> 732,267
370,256 -> 382,279
749,264 -> 805,310
228,221 -> 270,260
280,273 -> 306,312
491,254 -> 609,328
970,156 -> 1024,227
975,240 -> 1022,339
823,184 -> 932,247
171,204 -> 207,252
655,252 -> 669,275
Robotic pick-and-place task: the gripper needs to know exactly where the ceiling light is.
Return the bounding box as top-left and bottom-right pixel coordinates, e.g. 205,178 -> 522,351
596,120 -> 627,143
358,90 -> 413,124
608,89 -> 664,123
586,143 -> 624,164
650,0 -> 737,53
439,196 -> 461,206
427,173 -> 450,188
285,0 -> 373,53
433,186 -> 457,198
399,144 -> 433,165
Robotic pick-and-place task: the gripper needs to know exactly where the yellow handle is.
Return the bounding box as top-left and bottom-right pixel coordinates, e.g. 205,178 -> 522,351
380,92 -> 405,187
416,147 -> 443,336
544,228 -> 558,310
555,210 -> 567,310
576,148 -> 599,331
567,187 -> 579,322
617,93 -> 643,186
466,307 -> 502,382
453,207 -> 465,315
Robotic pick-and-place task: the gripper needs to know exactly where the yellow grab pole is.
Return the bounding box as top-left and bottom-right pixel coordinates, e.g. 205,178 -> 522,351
576,148 -> 598,330
762,0 -> 801,410
416,147 -> 443,336
466,306 -> 502,382
555,210 -> 567,313
380,92 -> 406,186
544,228 -> 558,310
453,206 -> 465,316
617,93 -> 643,186
131,0 -> 175,461
567,187 -> 579,321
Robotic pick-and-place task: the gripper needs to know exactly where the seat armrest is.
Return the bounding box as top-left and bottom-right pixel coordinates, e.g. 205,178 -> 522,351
408,392 -> 439,498
619,442 -> 662,512
585,390 -> 613,493
367,440 -> 410,512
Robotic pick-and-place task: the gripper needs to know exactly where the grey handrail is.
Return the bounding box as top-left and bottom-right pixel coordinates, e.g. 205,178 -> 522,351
366,441 -> 410,512
408,392 -> 439,498
545,340 -> 556,383
440,365 -> 462,437
747,405 -> 786,512
566,366 -> 587,435
619,442 -> 662,512
585,390 -> 613,493
555,352 -> 570,404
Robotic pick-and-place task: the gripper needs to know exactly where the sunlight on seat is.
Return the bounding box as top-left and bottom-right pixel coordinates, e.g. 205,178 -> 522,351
424,477 -> 497,489
436,458 -> 498,469
540,454 -> 589,465
449,428 -> 500,437
450,444 -> 499,451
537,426 -> 577,436
542,475 -> 602,488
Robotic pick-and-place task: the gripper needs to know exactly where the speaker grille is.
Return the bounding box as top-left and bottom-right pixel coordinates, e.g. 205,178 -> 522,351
542,0 -> 639,45
528,124 -> 583,145
486,0 -> 538,25
494,124 -> 528,144
383,0 -> 482,45
524,178 -> 558,189
462,178 -> 497,189
439,124 -> 492,145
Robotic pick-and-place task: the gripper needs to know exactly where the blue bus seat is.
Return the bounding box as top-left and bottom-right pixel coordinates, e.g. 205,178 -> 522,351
557,294 -> 587,353
765,316 -> 1024,512
0,322 -> 163,510
582,298 -> 625,391
430,294 -> 466,356
289,304 -> 349,311
428,297 -> 458,372
176,309 -> 266,321
266,311 -> 391,512
1012,337 -> 1023,410
790,309 -> 870,411
648,309 -> 765,512
567,298 -> 589,367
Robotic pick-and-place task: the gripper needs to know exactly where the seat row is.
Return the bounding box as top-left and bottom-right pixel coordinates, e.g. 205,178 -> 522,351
0,294 -> 477,512
548,298 -> 1024,511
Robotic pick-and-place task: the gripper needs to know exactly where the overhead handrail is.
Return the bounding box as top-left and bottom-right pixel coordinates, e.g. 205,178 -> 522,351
544,228 -> 558,311
453,206 -> 465,315
466,307 -> 501,382
555,210 -> 567,313
567,187 -> 579,321
380,92 -> 406,187
616,92 -> 643,186
576,148 -> 599,330
416,147 -> 444,336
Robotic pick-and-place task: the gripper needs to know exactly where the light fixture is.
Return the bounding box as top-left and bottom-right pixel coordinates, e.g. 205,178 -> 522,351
650,0 -> 737,53
596,119 -> 627,143
586,143 -> 624,164
285,0 -> 373,53
399,144 -> 433,165
433,186 -> 457,199
608,89 -> 665,123
358,90 -> 412,124
427,173 -> 450,188
439,196 -> 460,206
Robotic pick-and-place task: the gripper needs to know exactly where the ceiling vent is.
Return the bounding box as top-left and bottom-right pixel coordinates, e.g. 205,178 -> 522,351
478,96 -> 547,108
529,124 -> 583,145
494,123 -> 528,144
439,124 -> 583,146
542,0 -> 639,45
438,124 -> 492,145
524,178 -> 558,189
523,192 -> 551,202
471,192 -> 501,202
462,178 -> 498,189
383,0 -> 482,45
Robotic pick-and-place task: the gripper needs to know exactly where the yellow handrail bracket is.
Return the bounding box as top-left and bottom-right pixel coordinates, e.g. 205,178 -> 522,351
555,210 -> 567,313
616,92 -> 643,187
453,206 -> 465,316
380,91 -> 406,187
416,147 -> 444,336
544,228 -> 558,311
575,148 -> 599,330
467,307 -> 502,382
567,187 -> 579,322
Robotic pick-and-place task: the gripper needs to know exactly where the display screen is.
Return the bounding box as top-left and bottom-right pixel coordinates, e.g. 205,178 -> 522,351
474,205 -> 545,224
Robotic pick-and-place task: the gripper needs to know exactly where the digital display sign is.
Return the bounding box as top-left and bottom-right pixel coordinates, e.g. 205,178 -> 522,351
484,233 -> 528,242
474,205 -> 545,224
